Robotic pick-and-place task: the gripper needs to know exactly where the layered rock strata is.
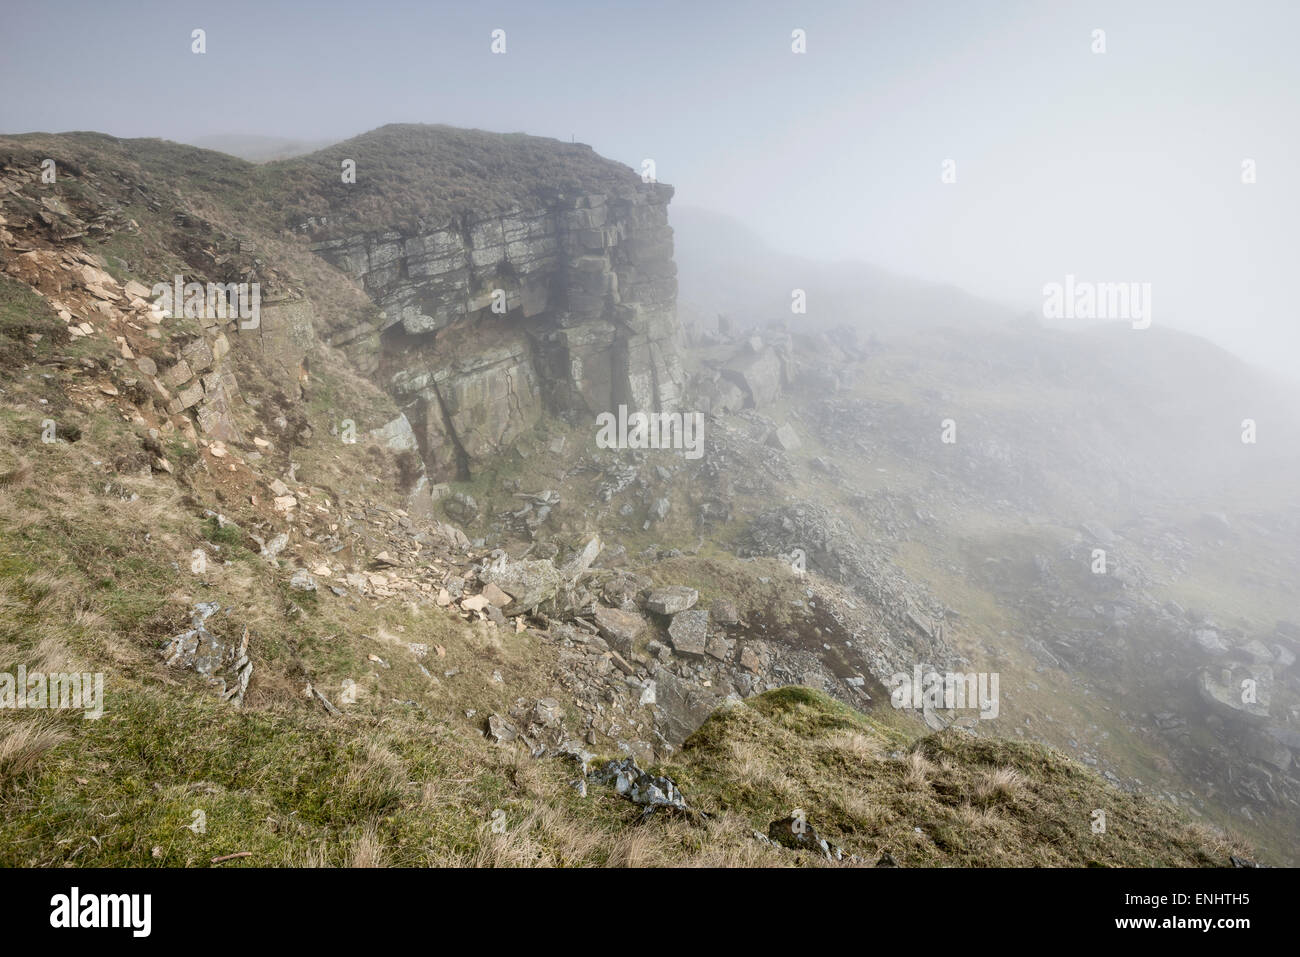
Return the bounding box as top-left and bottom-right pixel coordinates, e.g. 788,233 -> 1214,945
313,184 -> 686,481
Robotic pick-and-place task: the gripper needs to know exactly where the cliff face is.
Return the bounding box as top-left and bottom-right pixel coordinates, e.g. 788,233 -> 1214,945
311,184 -> 685,481
0,124 -> 691,492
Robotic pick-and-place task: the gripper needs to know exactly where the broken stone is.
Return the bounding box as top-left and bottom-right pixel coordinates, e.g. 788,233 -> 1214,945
561,536 -> 603,579
710,598 -> 740,624
162,602 -> 252,707
163,359 -> 194,388
739,643 -> 765,672
484,558 -> 564,615
461,594 -> 490,613
645,585 -> 698,615
482,582 -> 512,608
592,605 -> 645,653
177,380 -> 204,410
181,337 -> 214,373
667,609 -> 709,657
289,569 -> 317,592
1192,629 -> 1230,656
589,757 -> 692,819
768,816 -> 843,861
766,423 -> 801,452
1195,665 -> 1270,725
1080,521 -> 1117,547
609,650 -> 635,675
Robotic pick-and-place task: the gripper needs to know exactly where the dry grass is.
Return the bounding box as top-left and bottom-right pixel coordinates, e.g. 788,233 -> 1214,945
0,458 -> 32,489
972,766 -> 1026,805
347,821 -> 387,868
672,687 -> 1251,867
0,720 -> 68,788
902,751 -> 935,789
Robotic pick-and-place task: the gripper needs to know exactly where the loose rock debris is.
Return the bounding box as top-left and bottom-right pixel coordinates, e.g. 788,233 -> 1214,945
163,602 -> 253,706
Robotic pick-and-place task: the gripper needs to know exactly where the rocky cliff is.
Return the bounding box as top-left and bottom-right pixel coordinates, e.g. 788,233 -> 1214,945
288,131 -> 686,482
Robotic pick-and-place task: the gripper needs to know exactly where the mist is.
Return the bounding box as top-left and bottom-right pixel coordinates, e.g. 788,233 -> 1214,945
2,0 -> 1297,377
2,0 -> 1298,901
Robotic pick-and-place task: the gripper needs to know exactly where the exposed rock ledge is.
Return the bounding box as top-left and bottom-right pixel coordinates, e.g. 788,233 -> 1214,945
313,184 -> 686,481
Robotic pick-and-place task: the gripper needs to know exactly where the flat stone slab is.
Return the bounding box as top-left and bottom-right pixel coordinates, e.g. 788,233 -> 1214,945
667,609 -> 709,657
646,585 -> 698,615
593,605 -> 645,653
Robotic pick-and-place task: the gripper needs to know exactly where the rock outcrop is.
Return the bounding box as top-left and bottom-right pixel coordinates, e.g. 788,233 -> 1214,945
313,184 -> 686,481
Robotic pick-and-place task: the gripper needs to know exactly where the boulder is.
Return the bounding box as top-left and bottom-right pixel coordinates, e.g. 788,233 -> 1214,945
561,536 -> 603,579
1242,727 -> 1292,771
1195,665 -> 1271,725
645,585 -> 698,615
722,345 -> 783,407
444,492 -> 478,523
711,598 -> 740,624
667,609 -> 709,657
484,559 -> 564,615
369,413 -> 421,452
766,424 -> 801,452
1192,629 -> 1230,656
592,605 -> 646,653
651,665 -> 722,745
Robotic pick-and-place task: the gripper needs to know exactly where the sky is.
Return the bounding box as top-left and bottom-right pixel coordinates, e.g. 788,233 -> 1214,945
2,0 -> 1297,376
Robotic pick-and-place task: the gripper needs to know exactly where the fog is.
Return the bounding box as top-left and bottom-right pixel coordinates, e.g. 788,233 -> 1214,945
2,0 -> 1296,377
3,0 -> 1300,879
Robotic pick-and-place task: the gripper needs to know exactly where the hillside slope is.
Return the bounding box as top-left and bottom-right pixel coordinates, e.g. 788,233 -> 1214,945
0,127 -> 1273,866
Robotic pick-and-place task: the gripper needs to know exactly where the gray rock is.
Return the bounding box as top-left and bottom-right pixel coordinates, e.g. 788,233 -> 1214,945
289,569 -> 317,591
722,345 -> 783,407
1242,728 -> 1292,771
369,413 -> 421,452
444,492 -> 479,523
768,816 -> 843,861
589,757 -> 692,819
1192,628 -> 1230,656
484,558 -> 564,614
531,698 -> 562,728
648,497 -> 671,524
162,602 -> 252,706
645,585 -> 698,615
311,184 -> 686,484
561,536 -> 603,579
710,598 -> 740,624
767,424 -> 801,452
652,665 -> 723,745
1241,639 -> 1274,664
1195,665 -> 1271,725
254,531 -> 289,562
667,610 -> 709,657
592,605 -> 646,653
487,713 -> 517,744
